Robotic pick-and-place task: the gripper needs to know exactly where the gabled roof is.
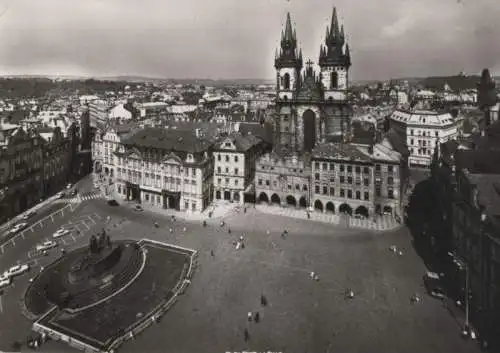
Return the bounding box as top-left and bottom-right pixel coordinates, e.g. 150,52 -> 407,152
217,133 -> 262,152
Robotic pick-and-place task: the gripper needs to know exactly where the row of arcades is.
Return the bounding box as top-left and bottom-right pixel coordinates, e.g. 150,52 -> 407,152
257,192 -> 393,218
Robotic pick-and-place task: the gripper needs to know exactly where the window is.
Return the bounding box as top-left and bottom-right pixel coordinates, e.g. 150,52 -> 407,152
356,191 -> 361,200
323,186 -> 328,195
217,167 -> 221,173
330,187 -> 335,196
364,192 -> 369,201
347,176 -> 353,184
363,167 -> 369,174
435,131 -> 439,137
410,139 -> 414,145
315,162 -> 320,169
315,185 -> 320,193
225,155 -> 229,162
340,165 -> 345,172
347,165 -> 352,173
234,156 -> 239,162
375,164 -> 381,171
225,178 -> 229,184
322,163 -> 327,171
235,179 -> 239,186
364,178 -> 369,186
217,154 -> 221,161
145,194 -> 150,201
347,190 -> 353,199
330,177 -> 335,183
329,163 -> 335,171
295,184 -> 300,191
387,177 -> 394,185
225,167 -> 229,173
288,184 -> 292,190
192,202 -> 196,211
185,201 -> 189,210
355,166 -> 361,173
388,165 -> 394,173
303,184 -> 308,191
266,180 -> 270,186
388,189 -> 394,199
330,71 -> 338,89
283,73 -> 290,90
340,176 -> 345,183
218,178 -> 222,185
234,168 -> 239,175
410,129 -> 414,135
315,173 -> 320,181
375,186 -> 381,197
258,179 -> 262,185
340,189 -> 345,197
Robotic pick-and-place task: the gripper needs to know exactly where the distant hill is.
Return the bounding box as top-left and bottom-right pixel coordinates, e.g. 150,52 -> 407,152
97,76 -> 274,86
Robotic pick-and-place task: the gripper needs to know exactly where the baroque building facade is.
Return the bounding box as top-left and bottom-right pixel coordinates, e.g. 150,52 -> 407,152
114,128 -> 214,212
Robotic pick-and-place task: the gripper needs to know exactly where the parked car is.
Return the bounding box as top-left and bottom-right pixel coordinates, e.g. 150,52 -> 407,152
108,199 -> 119,206
52,228 -> 70,239
56,192 -> 65,199
36,241 -> 58,252
6,264 -> 30,277
21,211 -> 36,220
0,276 -> 11,289
9,222 -> 28,234
134,204 -> 143,211
424,271 -> 446,299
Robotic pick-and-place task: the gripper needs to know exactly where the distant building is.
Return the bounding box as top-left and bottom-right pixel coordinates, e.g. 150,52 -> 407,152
388,108 -> 461,167
88,100 -> 111,127
109,104 -> 134,121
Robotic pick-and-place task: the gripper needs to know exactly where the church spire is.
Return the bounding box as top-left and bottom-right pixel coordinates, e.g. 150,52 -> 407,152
284,12 -> 293,41
329,7 -> 340,39
345,43 -> 351,66
275,12 -> 302,70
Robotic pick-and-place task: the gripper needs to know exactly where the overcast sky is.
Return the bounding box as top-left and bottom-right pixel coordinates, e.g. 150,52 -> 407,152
0,0 -> 499,81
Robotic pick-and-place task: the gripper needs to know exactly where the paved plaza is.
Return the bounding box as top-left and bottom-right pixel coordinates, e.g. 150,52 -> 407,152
0,178 -> 481,353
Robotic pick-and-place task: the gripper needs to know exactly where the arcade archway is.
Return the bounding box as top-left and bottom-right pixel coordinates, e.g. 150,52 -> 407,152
286,195 -> 297,207
326,202 -> 335,213
258,192 -> 269,203
299,196 -> 307,208
314,200 -> 323,212
339,203 -> 352,215
355,206 -> 369,218
271,194 -> 281,205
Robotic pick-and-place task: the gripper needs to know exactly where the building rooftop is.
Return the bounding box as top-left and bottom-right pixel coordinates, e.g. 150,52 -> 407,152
312,142 -> 372,162
467,173 -> 500,217
217,133 -> 262,152
122,127 -> 212,154
389,109 -> 456,126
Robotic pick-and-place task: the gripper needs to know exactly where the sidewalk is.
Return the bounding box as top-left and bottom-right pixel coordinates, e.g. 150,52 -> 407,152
255,204 -> 403,232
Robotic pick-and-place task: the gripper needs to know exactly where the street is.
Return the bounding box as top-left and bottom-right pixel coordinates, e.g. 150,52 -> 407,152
0,174 -> 483,353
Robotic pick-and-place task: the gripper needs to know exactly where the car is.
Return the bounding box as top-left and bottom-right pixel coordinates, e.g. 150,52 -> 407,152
108,199 -> 119,206
52,228 -> 70,239
9,222 -> 28,234
66,183 -> 72,189
424,271 -> 446,299
0,276 -> 11,289
70,189 -> 78,197
36,241 -> 58,252
21,211 -> 36,220
134,204 -> 143,211
56,191 -> 66,199
6,264 -> 30,277
0,272 -> 10,281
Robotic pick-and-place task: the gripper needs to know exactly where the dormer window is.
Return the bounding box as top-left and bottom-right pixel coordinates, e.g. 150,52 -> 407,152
225,142 -> 231,147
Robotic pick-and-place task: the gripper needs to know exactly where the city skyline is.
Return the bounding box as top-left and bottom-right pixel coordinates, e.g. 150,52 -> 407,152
0,0 -> 499,81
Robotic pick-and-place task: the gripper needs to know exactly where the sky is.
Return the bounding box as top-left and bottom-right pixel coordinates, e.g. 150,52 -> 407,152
0,0 -> 499,81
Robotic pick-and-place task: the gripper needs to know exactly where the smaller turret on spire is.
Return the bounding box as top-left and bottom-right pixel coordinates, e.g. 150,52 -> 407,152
345,43 -> 351,66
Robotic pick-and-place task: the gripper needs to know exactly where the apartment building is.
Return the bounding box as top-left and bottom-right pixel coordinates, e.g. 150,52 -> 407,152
213,133 -> 267,205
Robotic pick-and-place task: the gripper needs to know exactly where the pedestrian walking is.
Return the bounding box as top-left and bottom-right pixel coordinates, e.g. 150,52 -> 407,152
239,235 -> 244,242
183,227 -> 187,232
247,312 -> 253,322
228,228 -> 231,234
244,328 -> 249,342
260,294 -> 267,306
203,220 -> 207,227
210,250 -> 214,257
254,312 -> 260,323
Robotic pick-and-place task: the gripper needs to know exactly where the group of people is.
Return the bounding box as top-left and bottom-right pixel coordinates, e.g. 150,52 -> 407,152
243,294 -> 269,341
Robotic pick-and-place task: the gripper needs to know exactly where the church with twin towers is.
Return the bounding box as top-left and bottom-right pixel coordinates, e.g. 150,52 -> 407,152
273,7 -> 352,155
